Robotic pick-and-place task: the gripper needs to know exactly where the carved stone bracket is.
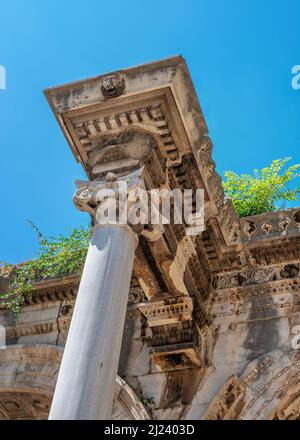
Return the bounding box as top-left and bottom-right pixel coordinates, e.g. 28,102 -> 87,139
137,296 -> 202,371
138,296 -> 193,327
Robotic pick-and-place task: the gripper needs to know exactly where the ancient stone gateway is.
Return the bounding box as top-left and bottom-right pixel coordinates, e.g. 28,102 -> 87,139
0,56 -> 300,419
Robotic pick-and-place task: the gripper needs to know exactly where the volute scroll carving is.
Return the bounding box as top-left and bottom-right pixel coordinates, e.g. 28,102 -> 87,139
73,167 -> 164,242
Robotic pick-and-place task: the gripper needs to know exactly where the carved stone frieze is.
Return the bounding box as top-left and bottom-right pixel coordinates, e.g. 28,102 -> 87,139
273,391 -> 300,420
243,357 -> 274,386
212,263 -> 300,291
209,278 -> 300,309
0,392 -> 51,420
240,208 -> 300,243
5,321 -> 59,342
202,375 -> 246,420
73,103 -> 181,175
219,199 -> 241,246
24,279 -> 78,305
248,237 -> 300,266
138,296 -> 193,327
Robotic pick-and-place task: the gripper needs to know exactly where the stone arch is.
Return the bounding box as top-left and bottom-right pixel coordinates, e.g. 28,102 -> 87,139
269,384 -> 300,420
0,344 -> 149,420
113,376 -> 149,420
202,349 -> 300,420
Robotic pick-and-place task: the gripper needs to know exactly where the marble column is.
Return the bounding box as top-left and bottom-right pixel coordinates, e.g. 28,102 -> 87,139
49,171 -> 142,420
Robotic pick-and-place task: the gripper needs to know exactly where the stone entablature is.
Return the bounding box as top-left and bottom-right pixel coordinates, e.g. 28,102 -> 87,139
212,262 -> 300,291
241,208 -> 300,242
45,56 -> 240,250
138,296 -> 193,327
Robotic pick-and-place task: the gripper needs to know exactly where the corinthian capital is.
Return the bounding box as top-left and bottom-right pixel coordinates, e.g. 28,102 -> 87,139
73,168 -> 163,240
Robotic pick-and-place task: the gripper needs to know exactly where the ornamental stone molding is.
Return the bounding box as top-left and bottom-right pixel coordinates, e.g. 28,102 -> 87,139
0,345 -> 149,420
240,208 -> 300,243
212,262 -> 300,291
138,296 -> 193,327
202,350 -> 300,420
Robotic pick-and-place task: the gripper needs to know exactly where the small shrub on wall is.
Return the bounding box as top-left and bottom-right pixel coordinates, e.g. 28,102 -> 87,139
223,158 -> 300,218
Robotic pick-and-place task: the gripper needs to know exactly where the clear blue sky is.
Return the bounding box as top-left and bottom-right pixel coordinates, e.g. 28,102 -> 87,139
0,0 -> 299,263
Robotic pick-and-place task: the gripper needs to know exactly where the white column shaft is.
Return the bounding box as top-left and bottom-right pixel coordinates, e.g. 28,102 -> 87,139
49,225 -> 136,420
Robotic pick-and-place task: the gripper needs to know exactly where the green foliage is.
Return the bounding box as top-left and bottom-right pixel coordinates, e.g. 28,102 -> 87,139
138,395 -> 155,408
0,222 -> 90,318
223,158 -> 300,218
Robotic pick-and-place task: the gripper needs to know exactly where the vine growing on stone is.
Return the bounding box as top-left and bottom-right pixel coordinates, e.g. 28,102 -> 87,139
0,221 -> 90,319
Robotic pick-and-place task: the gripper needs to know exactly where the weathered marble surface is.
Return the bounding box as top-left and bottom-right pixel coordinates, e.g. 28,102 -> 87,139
49,225 -> 137,420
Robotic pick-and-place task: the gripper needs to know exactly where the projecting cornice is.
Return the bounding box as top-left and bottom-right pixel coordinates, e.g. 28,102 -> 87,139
44,56 -> 201,174
44,56 -> 239,249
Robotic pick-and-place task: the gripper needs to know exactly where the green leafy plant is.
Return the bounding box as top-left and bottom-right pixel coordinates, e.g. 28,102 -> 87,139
223,158 -> 300,218
138,395 -> 155,408
0,221 -> 90,318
